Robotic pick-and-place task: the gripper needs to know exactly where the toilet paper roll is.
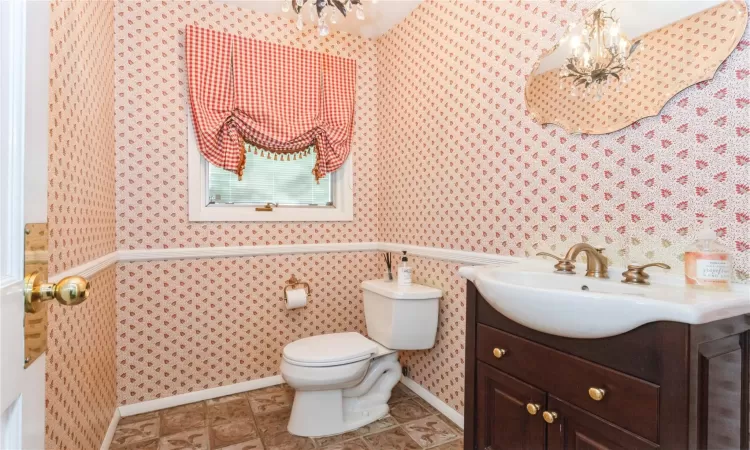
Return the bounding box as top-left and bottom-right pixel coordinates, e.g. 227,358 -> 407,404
285,288 -> 308,310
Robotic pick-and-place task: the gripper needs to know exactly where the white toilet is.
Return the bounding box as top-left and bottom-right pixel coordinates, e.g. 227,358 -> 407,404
280,279 -> 442,437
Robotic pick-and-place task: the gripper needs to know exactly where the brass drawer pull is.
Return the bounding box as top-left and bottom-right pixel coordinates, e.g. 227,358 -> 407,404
588,387 -> 606,401
526,403 -> 541,415
493,348 -> 506,359
542,411 -> 558,424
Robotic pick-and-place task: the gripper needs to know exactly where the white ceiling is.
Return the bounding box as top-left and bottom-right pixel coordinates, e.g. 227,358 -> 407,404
218,0 -> 423,38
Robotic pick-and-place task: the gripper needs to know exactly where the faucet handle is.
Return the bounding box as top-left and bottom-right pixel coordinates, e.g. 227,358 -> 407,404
621,262 -> 671,285
536,252 -> 576,275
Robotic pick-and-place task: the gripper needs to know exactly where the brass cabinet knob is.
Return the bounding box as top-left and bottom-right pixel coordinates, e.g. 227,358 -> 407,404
526,403 -> 541,415
542,411 -> 558,424
492,348 -> 506,359
24,272 -> 90,313
588,387 -> 606,401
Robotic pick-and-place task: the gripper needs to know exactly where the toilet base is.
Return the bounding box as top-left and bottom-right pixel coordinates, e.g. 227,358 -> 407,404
286,352 -> 401,437
287,389 -> 389,437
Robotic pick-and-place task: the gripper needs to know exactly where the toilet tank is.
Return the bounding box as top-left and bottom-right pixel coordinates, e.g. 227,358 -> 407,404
362,280 -> 442,350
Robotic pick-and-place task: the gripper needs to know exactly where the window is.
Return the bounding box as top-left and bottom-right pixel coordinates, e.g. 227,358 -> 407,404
188,119 -> 353,222
208,144 -> 332,207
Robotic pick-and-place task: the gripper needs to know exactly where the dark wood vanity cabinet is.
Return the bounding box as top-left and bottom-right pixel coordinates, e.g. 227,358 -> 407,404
464,282 -> 750,450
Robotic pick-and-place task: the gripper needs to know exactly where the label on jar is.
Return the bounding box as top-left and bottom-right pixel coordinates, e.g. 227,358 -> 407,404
685,252 -> 730,289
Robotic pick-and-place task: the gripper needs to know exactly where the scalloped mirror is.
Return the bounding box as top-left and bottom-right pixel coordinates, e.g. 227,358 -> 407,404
525,0 -> 748,135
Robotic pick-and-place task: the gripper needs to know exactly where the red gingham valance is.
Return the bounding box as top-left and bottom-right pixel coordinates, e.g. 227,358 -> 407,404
185,25 -> 357,180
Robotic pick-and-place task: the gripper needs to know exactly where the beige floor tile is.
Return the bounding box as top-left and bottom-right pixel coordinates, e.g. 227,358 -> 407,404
254,408 -> 292,438
111,418 -> 160,448
412,398 -> 440,416
389,400 -> 431,424
161,410 -> 206,437
119,412 -> 160,426
362,427 -> 422,450
157,428 -> 210,450
210,418 -> 259,448
312,415 -> 398,447
431,438 -> 463,450
261,431 -> 315,450
402,416 -> 459,448
318,438 -> 369,450
111,438 -> 160,450
160,402 -> 206,417
249,390 -> 293,415
208,394 -> 247,405
215,438 -> 265,450
208,398 -> 253,425
389,384 -> 416,405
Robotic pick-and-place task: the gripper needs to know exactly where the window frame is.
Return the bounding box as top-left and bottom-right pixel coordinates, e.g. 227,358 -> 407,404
187,114 -> 353,222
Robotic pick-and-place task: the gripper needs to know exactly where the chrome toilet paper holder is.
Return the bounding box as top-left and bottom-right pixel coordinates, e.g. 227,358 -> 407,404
284,276 -> 312,301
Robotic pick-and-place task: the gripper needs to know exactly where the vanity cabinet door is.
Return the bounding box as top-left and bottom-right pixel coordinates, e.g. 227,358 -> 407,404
476,362 -> 546,450
546,396 -> 659,450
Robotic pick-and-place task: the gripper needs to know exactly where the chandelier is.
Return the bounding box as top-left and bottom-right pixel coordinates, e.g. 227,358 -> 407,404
559,9 -> 641,100
283,0 -> 375,37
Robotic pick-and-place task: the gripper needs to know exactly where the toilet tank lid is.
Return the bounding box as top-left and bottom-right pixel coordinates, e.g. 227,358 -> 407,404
362,280 -> 442,300
283,332 -> 377,365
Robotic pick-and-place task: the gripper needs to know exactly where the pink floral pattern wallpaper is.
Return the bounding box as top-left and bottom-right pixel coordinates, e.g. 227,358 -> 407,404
46,1 -> 118,449
46,267 -> 117,450
113,0 -> 378,249
378,0 -> 750,282
42,1 -> 747,440
526,1 -> 748,135
116,252 -> 380,404
48,0 -> 116,275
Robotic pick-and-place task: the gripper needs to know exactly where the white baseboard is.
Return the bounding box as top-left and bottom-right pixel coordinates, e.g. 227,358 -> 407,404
118,375 -> 285,417
100,407 -> 121,450
401,376 -> 464,430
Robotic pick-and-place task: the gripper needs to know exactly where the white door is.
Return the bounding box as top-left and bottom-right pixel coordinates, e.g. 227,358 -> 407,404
2,1 -> 62,449
0,0 -> 33,447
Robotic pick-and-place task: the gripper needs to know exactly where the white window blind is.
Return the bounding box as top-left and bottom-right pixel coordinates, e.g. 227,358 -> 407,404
207,144 -> 332,206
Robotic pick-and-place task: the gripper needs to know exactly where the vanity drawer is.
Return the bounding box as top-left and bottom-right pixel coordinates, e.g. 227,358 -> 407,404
477,324 -> 660,443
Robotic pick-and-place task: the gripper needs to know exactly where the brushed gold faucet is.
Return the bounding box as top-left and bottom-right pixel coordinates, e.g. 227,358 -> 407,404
537,243 -> 609,279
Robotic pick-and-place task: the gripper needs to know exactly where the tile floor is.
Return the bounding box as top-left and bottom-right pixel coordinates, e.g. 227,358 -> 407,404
109,383 -> 463,450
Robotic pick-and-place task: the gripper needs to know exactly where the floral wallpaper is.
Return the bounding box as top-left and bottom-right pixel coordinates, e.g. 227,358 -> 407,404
115,252 -> 380,404
526,1 -> 748,135
113,0 -> 378,250
46,1 -> 117,449
376,0 -> 749,415
46,267 -> 117,450
377,0 -> 750,282
48,0 -> 116,275
52,0 -> 747,437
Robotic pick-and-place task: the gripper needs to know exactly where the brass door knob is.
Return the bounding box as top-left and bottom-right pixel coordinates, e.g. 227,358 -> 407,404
588,387 -> 606,401
526,403 -> 541,415
542,411 -> 558,424
492,348 -> 506,359
24,272 -> 90,313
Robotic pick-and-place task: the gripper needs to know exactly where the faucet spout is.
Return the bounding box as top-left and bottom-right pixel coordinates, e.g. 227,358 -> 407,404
564,243 -> 609,279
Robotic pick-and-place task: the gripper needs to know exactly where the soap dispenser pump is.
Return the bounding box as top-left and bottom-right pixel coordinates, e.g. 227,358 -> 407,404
397,251 -> 412,286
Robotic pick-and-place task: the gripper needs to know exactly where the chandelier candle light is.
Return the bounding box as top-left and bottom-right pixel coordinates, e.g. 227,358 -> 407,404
559,8 -> 642,100
283,0 -> 376,37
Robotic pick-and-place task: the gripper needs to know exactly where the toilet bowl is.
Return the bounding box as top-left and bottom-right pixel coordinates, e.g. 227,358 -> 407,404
280,280 -> 442,437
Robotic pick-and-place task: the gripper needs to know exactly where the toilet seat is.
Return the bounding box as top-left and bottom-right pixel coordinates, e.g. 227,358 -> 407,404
283,332 -> 377,368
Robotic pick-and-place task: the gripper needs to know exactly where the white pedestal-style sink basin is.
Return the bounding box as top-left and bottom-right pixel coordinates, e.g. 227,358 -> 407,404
459,261 -> 750,339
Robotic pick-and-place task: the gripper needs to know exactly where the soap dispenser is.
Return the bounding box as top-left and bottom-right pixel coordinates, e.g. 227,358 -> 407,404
684,227 -> 732,291
397,251 -> 412,286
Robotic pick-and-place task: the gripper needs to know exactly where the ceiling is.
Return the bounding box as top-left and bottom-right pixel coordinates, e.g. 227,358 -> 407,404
218,0 -> 423,38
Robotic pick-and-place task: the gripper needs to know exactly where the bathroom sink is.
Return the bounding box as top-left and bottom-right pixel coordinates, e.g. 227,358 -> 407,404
459,263 -> 750,339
